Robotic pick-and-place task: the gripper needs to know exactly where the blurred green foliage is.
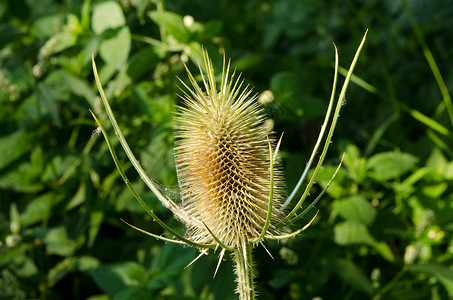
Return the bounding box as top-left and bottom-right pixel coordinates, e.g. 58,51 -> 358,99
1,0 -> 452,299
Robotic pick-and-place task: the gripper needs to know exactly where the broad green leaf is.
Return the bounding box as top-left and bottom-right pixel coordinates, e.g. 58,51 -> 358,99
148,11 -> 189,43
335,221 -> 395,262
334,221 -> 375,246
45,227 -> 80,256
332,195 -> 377,225
92,1 -> 125,34
30,12 -> 67,38
52,14 -> 81,53
5,253 -> 38,278
43,155 -> 79,184
20,192 -> 59,226
367,151 -> 418,181
422,183 -> 448,198
426,148 -> 448,178
48,256 -> 99,285
333,258 -> 373,295
187,19 -> 222,42
65,181 -> 86,211
57,70 -> 97,106
89,262 -> 147,295
99,26 -> 131,69
0,162 -> 45,193
373,241 -> 395,262
28,227 -> 79,256
410,263 -> 453,296
0,244 -> 33,266
343,144 -> 367,183
0,130 -> 33,171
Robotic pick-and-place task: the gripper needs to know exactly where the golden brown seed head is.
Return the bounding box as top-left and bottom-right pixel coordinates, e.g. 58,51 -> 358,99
175,52 -> 285,246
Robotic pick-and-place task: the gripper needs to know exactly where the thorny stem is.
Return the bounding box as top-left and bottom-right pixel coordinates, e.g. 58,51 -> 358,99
234,236 -> 255,300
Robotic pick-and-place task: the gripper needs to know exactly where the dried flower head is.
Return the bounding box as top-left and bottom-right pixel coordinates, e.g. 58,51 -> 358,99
174,53 -> 286,247
91,30 -> 367,300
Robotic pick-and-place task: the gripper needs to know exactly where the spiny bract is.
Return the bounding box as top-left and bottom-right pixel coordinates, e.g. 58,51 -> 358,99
174,52 -> 286,247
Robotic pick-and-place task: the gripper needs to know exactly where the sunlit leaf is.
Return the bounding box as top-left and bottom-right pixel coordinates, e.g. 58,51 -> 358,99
92,1 -> 126,34
367,151 -> 418,181
332,195 -> 377,225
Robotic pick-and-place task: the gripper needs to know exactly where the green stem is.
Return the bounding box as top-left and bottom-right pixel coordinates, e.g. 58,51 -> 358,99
233,236 -> 256,300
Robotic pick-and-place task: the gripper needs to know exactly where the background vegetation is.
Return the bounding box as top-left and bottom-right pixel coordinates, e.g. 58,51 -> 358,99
1,0 -> 452,299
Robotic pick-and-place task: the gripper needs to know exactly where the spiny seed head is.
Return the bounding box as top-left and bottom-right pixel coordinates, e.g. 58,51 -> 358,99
175,51 -> 286,246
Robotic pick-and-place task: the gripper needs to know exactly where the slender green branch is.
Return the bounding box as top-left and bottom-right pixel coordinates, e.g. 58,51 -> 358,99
121,219 -> 189,246
90,110 -> 215,250
268,211 -> 319,240
283,45 -> 339,208
282,30 -> 368,223
91,55 -> 197,225
291,154 -> 344,223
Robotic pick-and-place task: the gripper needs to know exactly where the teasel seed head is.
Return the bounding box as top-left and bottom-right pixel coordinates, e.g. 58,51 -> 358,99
174,51 -> 286,247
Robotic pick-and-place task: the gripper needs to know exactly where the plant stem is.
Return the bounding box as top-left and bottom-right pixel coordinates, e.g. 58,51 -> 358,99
233,236 -> 256,300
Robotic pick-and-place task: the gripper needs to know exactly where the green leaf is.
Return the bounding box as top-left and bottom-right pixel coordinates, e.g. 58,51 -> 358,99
367,151 -> 418,181
422,183 -> 448,198
343,144 -> 367,183
89,262 -> 147,295
28,227 -> 79,256
190,20 -> 222,41
30,12 -> 67,38
57,70 -> 97,107
99,26 -> 131,69
20,193 -> 57,226
52,14 -> 81,53
334,221 -> 375,246
334,221 -> 395,262
92,1 -> 126,34
148,10 -> 189,43
48,256 -> 99,285
0,130 -> 33,171
426,148 -> 448,179
410,263 -> 453,296
332,195 -> 377,225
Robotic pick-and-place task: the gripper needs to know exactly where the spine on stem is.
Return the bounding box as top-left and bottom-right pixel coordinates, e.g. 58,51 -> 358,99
233,236 -> 256,300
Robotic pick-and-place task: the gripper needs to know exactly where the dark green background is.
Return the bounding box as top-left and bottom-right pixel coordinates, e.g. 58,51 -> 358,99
1,0 -> 452,299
